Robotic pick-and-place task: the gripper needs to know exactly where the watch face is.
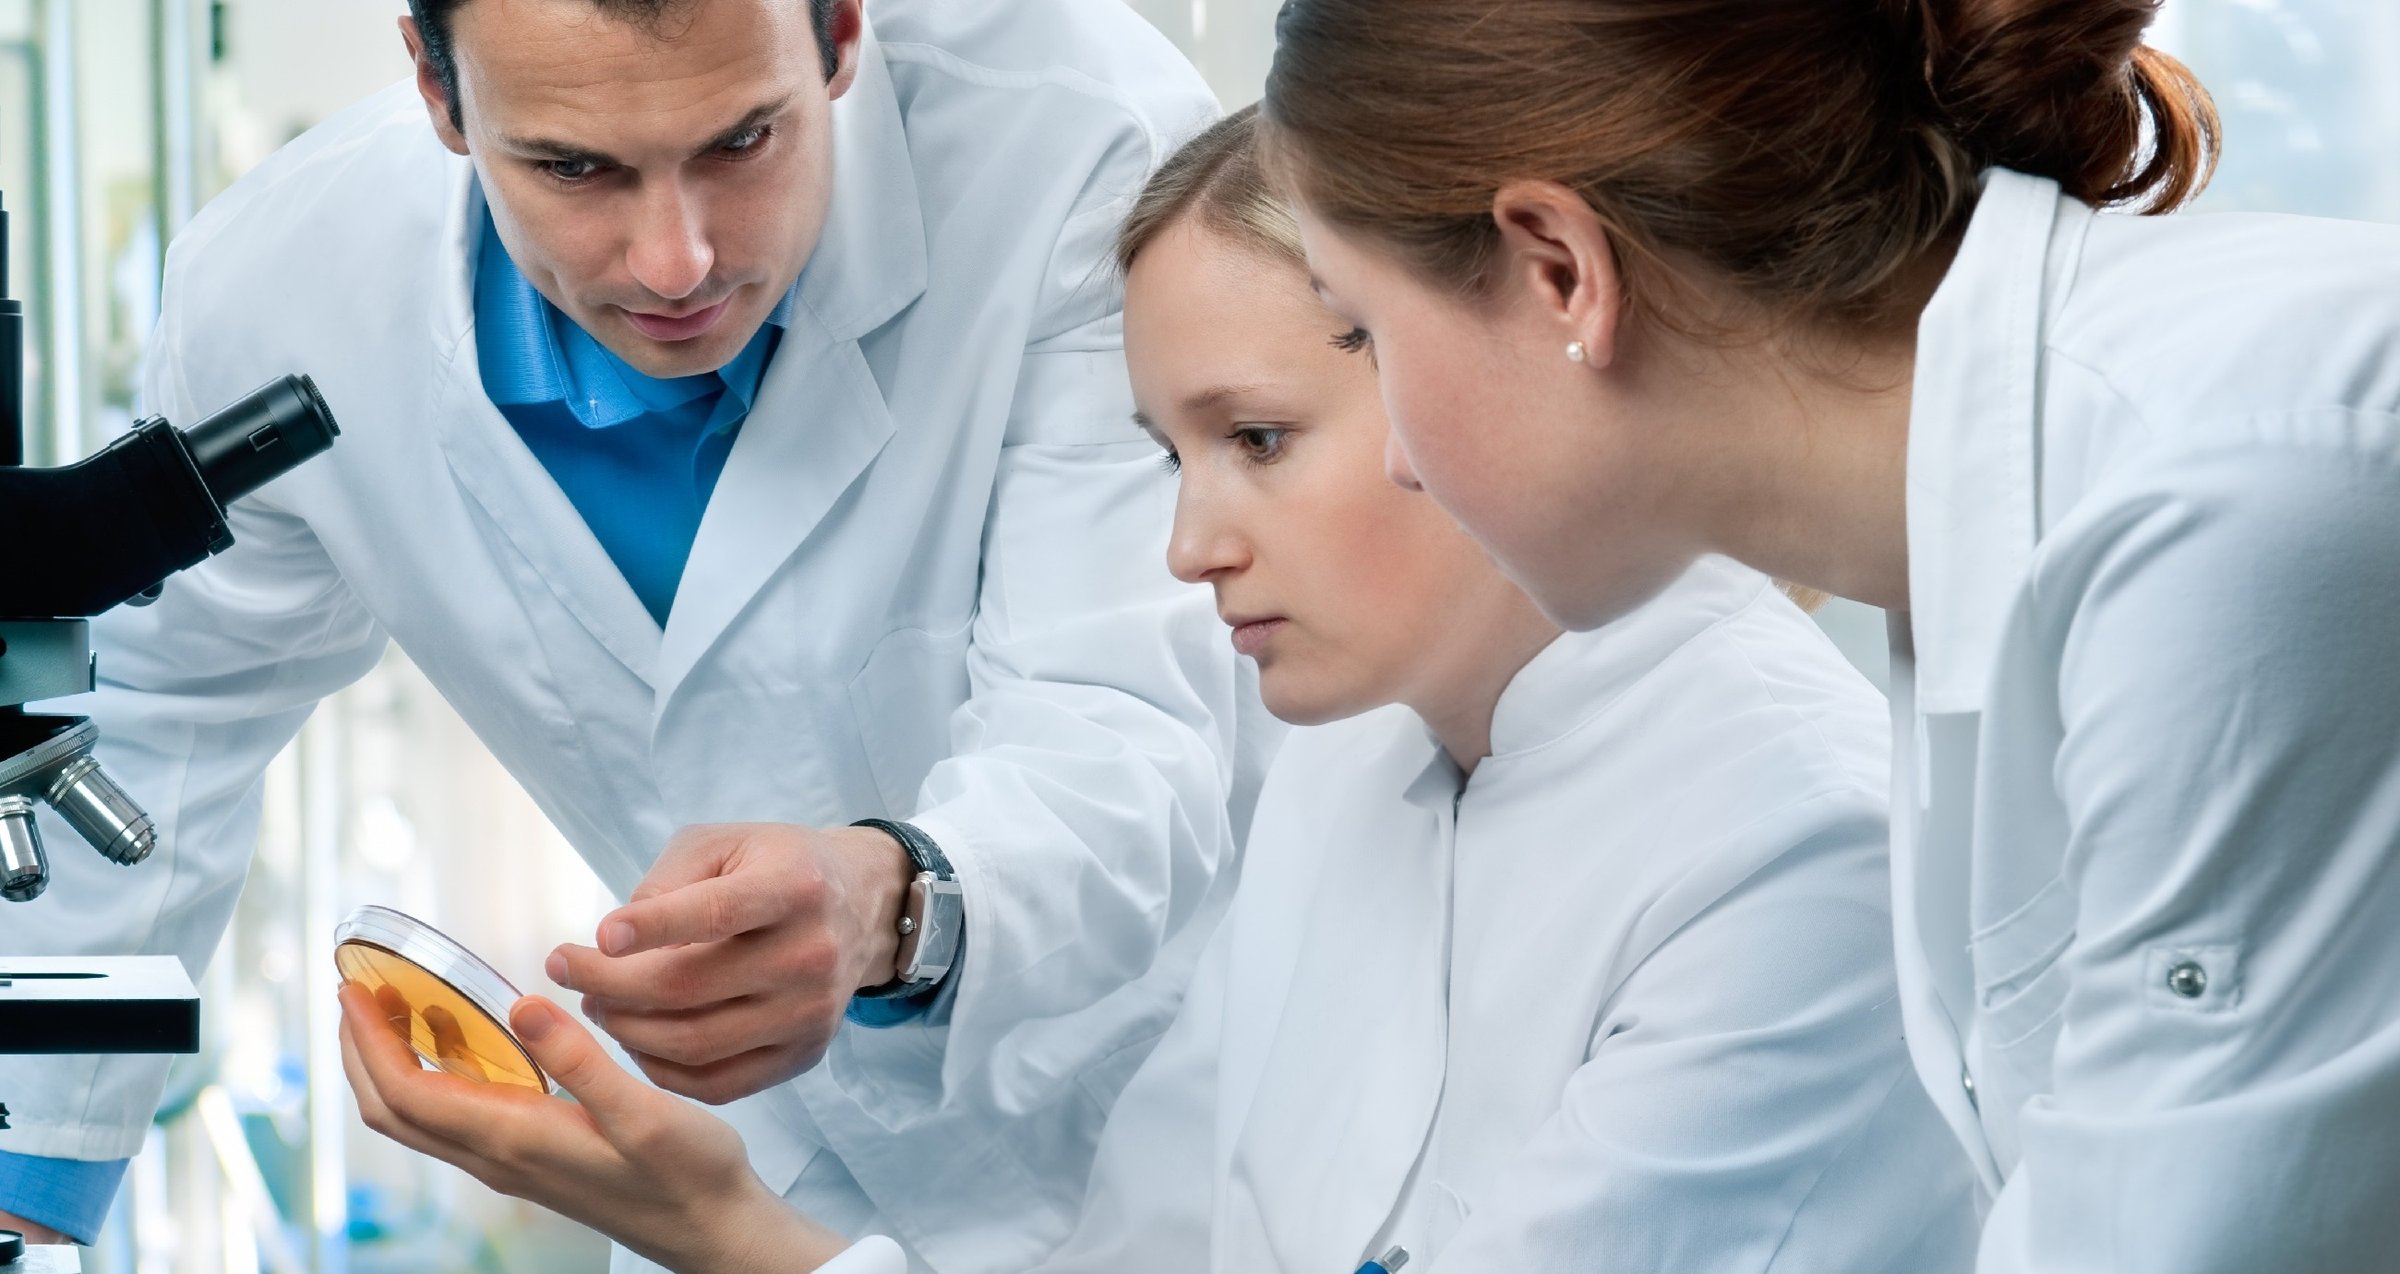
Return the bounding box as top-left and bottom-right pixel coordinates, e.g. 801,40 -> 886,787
895,872 -> 935,979
895,873 -> 965,983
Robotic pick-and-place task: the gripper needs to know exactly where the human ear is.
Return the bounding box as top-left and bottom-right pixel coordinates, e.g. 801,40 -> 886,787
400,18 -> 471,157
1490,181 -> 1626,369
823,0 -> 869,101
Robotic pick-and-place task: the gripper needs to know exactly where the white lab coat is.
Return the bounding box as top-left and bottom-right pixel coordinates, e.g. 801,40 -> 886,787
1894,169 -> 2400,1271
1035,558 -> 1981,1273
0,5 -> 1251,1270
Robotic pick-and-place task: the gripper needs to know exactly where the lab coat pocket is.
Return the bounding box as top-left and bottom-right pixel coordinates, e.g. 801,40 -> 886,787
846,617 -> 974,817
1971,874 -> 2076,1020
1970,875 -> 2075,1113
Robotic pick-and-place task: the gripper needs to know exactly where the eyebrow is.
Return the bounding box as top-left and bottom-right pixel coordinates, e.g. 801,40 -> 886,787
1130,382 -> 1281,437
1180,382 -> 1273,414
497,96 -> 795,167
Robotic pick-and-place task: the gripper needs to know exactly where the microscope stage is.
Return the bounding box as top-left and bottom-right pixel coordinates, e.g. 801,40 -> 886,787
0,955 -> 199,1054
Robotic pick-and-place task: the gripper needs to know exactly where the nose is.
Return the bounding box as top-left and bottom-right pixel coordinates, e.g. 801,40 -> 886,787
1384,429 -> 1425,492
625,182 -> 715,304
1166,484 -> 1250,586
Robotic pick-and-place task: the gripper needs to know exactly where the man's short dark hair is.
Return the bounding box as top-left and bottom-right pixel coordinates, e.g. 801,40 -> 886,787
409,0 -> 843,130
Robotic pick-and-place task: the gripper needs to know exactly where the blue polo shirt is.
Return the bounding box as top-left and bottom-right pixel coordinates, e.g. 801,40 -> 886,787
474,213 -> 790,625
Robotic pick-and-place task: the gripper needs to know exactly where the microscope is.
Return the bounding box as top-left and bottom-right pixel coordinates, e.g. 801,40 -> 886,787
1,186 -> 343,1261
0,186 -> 341,900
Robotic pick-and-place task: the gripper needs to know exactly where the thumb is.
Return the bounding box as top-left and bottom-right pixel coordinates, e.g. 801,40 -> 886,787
509,996 -> 653,1135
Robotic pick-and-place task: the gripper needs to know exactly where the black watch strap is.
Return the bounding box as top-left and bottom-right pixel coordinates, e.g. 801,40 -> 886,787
851,819 -> 962,1001
852,817 -> 954,880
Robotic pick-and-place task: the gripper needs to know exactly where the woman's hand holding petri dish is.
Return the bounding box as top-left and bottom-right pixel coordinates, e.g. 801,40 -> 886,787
329,904 -> 862,1268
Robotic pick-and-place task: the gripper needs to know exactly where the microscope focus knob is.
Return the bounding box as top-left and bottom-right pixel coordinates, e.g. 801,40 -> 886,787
0,796 -> 45,903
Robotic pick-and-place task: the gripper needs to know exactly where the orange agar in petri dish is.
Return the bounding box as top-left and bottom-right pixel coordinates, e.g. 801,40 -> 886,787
334,904 -> 553,1093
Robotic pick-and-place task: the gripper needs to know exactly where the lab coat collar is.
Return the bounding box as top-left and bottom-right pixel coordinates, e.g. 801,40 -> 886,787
1905,168 -> 2060,715
431,174 -> 665,684
649,19 -> 923,701
792,17 -> 929,342
471,211 -> 786,429
1485,556 -> 1769,758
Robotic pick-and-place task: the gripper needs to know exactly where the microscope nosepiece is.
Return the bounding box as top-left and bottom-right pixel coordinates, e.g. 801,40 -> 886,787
45,756 -> 158,867
0,795 -> 48,903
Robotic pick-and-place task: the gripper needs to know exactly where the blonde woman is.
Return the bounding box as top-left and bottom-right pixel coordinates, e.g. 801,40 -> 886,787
339,109 -> 1977,1272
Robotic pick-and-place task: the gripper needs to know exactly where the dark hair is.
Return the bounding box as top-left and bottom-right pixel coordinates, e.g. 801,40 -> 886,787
409,0 -> 843,130
1261,0 -> 2220,333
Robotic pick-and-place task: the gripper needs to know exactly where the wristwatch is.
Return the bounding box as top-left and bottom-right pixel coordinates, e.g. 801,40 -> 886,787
851,818 -> 965,1000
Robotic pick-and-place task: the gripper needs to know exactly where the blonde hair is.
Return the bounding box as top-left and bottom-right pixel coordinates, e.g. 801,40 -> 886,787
1117,105 -> 1304,275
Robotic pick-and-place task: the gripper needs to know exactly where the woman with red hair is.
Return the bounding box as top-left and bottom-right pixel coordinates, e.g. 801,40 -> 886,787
1261,1 -> 2400,1269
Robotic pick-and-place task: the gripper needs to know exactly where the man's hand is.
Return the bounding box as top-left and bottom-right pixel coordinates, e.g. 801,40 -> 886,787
548,823 -> 914,1105
0,1210 -> 69,1244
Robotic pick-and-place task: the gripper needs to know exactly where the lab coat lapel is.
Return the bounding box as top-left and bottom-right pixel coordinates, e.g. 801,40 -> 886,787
1906,169 -> 2057,716
1220,752 -> 1456,1272
1892,168 -> 2063,1191
654,24 -> 926,705
430,165 -> 664,684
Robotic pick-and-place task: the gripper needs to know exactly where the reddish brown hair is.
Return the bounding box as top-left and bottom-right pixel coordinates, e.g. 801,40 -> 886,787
1261,0 -> 2219,331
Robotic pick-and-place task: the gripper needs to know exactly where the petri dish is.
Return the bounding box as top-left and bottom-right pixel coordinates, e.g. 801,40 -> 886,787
333,904 -> 553,1093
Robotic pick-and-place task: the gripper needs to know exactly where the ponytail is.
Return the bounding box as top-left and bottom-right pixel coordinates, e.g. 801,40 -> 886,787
1262,0 -> 2220,332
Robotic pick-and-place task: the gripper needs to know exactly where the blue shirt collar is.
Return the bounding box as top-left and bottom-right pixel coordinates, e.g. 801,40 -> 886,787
473,209 -> 795,431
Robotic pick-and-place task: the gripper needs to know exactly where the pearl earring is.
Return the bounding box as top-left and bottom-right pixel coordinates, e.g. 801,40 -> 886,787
1566,340 -> 1588,364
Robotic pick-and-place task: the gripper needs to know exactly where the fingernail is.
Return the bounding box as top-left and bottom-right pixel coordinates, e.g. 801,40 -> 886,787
546,951 -> 570,987
600,920 -> 635,956
515,1001 -> 557,1044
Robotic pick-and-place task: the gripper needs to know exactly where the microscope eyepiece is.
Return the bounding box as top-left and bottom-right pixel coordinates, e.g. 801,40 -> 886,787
178,373 -> 342,508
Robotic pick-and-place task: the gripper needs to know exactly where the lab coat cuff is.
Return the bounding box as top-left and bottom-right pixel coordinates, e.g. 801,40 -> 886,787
815,1235 -> 908,1274
845,984 -> 941,1028
0,1149 -> 131,1245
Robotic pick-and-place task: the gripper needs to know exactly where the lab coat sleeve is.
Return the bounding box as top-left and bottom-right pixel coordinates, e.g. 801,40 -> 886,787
1029,905 -> 1232,1274
812,1236 -> 908,1273
904,323 -> 1237,1018
904,104 -> 1239,1017
1432,800 -> 1981,1273
798,102 -> 1245,1269
0,295 -> 388,1165
1989,443 -> 2400,1273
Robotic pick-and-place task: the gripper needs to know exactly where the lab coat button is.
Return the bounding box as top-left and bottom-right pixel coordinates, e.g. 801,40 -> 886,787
1961,1065 -> 1978,1110
2167,961 -> 2208,999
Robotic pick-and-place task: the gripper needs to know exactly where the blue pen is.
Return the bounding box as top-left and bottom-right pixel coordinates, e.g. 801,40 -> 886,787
1356,1246 -> 1410,1274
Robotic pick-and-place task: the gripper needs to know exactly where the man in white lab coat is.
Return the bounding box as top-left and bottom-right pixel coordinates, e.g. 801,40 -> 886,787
0,1 -> 1247,1268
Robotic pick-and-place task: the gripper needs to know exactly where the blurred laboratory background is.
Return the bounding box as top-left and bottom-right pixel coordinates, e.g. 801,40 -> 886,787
0,0 -> 2394,1269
